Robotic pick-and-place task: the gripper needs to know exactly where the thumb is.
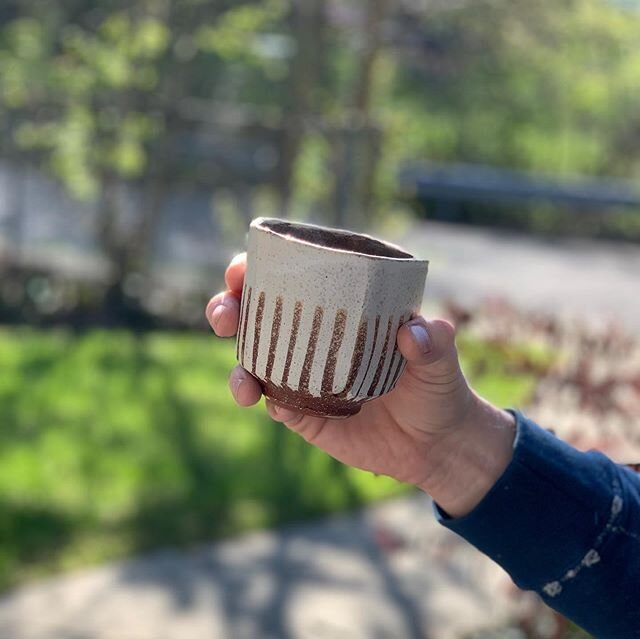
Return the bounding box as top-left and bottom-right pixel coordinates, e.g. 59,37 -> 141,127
396,317 -> 461,382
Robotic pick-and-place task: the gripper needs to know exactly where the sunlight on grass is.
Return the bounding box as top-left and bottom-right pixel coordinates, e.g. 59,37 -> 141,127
0,328 -> 538,589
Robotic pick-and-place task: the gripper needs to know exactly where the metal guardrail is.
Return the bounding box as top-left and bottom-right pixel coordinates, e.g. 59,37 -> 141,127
400,163 -> 640,209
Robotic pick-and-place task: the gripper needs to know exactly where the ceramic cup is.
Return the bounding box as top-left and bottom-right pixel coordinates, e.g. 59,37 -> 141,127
236,217 -> 428,418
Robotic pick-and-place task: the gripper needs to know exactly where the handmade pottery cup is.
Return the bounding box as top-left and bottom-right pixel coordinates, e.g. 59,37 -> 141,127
236,217 -> 428,418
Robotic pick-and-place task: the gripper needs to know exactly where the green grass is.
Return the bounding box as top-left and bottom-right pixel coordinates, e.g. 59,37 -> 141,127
0,328 -> 539,590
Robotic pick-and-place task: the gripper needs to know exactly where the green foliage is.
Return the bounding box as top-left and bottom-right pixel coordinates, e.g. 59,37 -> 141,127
0,9 -> 171,198
387,0 -> 640,180
0,19 -> 46,108
0,327 -> 534,589
291,133 -> 333,214
3,0 -> 640,217
2,0 -> 640,288
0,1 -> 289,199
195,0 -> 286,65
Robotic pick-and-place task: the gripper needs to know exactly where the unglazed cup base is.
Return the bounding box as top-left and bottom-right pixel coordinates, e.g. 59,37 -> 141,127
263,380 -> 363,418
237,217 -> 428,419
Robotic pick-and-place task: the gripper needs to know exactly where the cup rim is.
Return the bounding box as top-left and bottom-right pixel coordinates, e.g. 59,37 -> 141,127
251,217 -> 428,265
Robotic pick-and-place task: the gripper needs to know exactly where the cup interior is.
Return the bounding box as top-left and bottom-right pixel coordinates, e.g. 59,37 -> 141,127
257,218 -> 414,260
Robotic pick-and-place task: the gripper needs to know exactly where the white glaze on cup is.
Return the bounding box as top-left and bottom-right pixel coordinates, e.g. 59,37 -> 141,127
237,217 -> 428,417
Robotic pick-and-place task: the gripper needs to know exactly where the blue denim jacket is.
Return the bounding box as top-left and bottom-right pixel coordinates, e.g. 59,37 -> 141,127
435,411 -> 640,638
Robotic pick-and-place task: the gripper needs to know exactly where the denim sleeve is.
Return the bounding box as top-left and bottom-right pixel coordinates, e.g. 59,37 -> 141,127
434,411 -> 640,638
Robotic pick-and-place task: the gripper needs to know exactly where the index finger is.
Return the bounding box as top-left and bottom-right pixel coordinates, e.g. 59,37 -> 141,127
224,253 -> 247,294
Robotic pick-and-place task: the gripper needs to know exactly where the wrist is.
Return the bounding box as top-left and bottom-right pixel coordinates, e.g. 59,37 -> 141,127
417,394 -> 516,517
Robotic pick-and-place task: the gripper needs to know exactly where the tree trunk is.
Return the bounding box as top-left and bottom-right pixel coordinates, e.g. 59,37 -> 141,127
95,173 -> 167,327
276,0 -> 327,217
95,174 -> 128,325
331,0 -> 387,230
351,0 -> 387,115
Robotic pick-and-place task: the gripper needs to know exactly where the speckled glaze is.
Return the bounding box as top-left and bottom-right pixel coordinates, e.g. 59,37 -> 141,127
237,217 -> 428,418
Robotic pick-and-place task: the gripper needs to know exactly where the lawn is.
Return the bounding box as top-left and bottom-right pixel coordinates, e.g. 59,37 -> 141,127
0,327 -> 540,590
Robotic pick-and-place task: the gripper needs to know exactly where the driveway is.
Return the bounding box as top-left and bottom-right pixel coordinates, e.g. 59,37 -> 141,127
399,222 -> 640,330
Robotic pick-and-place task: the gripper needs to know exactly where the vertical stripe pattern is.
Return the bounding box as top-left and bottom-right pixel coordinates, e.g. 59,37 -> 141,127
252,292 -> 266,371
239,286 -> 252,366
299,306 -> 324,392
338,319 -> 368,398
355,316 -> 381,396
282,301 -> 303,385
236,289 -> 410,401
389,354 -> 407,389
321,309 -> 347,393
367,316 -> 394,396
236,284 -> 247,360
380,314 -> 408,393
265,296 -> 283,378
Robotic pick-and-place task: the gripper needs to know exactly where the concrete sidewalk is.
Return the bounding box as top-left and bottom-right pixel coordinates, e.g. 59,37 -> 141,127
4,221 -> 634,639
399,222 -> 640,330
0,495 -> 536,639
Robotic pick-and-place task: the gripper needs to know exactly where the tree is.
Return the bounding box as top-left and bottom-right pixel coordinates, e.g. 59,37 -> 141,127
2,0 -> 640,325
0,0 -> 292,322
386,0 -> 640,178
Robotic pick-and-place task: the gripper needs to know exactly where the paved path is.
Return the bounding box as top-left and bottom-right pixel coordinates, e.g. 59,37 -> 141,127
0,496 -> 536,639
3,221 -> 634,638
399,222 -> 640,329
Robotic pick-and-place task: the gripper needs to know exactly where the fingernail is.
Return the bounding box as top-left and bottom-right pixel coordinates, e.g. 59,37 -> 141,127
210,304 -> 225,330
231,376 -> 243,396
410,323 -> 432,354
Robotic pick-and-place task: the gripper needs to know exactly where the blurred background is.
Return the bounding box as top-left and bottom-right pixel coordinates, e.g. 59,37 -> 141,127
1,0 -> 640,637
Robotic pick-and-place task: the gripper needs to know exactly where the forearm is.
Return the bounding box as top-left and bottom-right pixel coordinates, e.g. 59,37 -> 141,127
417,393 -> 517,517
423,408 -> 640,637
